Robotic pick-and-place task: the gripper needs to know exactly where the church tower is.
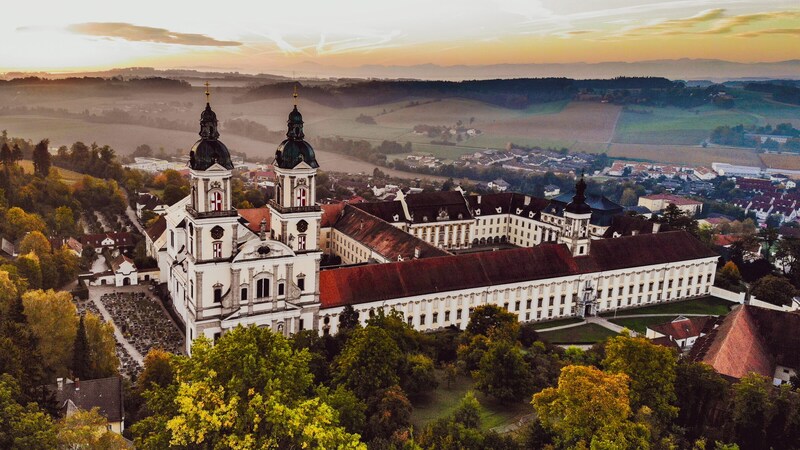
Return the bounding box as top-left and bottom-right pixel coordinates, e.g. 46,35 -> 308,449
269,91 -> 321,252
560,173 -> 592,256
185,85 -> 239,309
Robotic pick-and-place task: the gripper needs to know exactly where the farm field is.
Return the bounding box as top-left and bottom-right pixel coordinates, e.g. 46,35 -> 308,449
410,372 -> 531,431
2,84 -> 800,172
759,153 -> 800,171
613,106 -> 759,145
608,142 -> 763,166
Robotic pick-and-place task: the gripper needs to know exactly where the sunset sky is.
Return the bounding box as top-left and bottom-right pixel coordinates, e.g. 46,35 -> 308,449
3,0 -> 799,73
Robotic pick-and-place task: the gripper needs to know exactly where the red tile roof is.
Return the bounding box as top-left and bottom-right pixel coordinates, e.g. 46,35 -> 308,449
238,208 -> 271,233
333,205 -> 448,262
319,230 -> 717,309
146,215 -> 167,240
688,306 -> 775,379
80,232 -> 134,248
648,316 -> 714,341
321,203 -> 345,227
320,244 -> 578,308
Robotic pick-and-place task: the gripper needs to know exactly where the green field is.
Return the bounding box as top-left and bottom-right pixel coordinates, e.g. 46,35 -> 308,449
600,296 -> 733,317
610,316 -> 679,334
613,106 -> 760,145
538,323 -> 618,344
530,317 -> 585,330
410,372 -> 531,431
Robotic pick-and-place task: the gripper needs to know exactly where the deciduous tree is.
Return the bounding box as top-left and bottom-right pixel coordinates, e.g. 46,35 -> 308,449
22,289 -> 78,379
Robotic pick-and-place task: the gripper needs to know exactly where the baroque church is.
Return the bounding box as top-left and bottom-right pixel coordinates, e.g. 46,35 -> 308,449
148,93 -> 720,352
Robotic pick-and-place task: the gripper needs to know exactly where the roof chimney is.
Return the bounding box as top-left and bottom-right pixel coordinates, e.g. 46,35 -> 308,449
631,230 -> 639,236
57,378 -> 64,391
359,219 -> 364,231
477,195 -> 482,204
75,378 -> 80,391
524,196 -> 531,206
652,222 -> 661,234
414,247 -> 420,259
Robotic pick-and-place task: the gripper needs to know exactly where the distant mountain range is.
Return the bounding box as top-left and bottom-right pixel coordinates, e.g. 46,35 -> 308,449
2,59 -> 798,83
280,59 -> 800,82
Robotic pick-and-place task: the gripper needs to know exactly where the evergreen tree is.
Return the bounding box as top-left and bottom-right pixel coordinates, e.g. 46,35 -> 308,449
31,139 -> 51,178
10,144 -> 23,163
71,315 -> 91,380
0,143 -> 11,167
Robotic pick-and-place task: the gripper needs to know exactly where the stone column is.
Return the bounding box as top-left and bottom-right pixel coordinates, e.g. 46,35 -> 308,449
196,226 -> 203,260
247,267 -> 254,315
272,264 -> 279,308
286,263 -> 294,300
196,271 -> 204,320
314,258 -> 321,303
231,224 -> 239,255
231,269 -> 240,310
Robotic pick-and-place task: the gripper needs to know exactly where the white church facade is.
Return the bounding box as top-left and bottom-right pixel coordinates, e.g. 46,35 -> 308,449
148,93 -> 720,352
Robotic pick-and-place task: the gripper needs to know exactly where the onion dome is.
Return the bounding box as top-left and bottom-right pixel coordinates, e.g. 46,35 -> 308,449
275,105 -> 319,169
189,101 -> 234,171
565,173 -> 592,214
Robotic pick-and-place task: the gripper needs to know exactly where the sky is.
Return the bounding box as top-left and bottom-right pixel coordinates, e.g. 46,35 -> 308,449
2,0 -> 799,73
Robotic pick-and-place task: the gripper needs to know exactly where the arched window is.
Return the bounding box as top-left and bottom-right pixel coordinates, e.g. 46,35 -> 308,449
256,278 -> 270,298
295,187 -> 308,207
210,191 -> 223,211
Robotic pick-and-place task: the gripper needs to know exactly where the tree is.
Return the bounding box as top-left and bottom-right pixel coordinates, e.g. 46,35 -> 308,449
19,231 -> 51,256
53,206 -> 76,237
22,289 -> 78,379
10,143 -> 23,163
401,353 -> 438,397
133,325 -> 363,449
363,385 -> 412,442
15,253 -> 42,291
31,139 -> 51,177
334,326 -> 402,400
3,207 -> 47,240
759,226 -> 780,260
603,333 -> 678,425
137,348 -> 174,392
475,340 -> 533,403
83,313 -> 119,378
675,362 -> 729,440
0,143 -> 11,167
729,373 -> 774,449
661,203 -> 698,234
465,304 -> 518,340
750,275 -> 796,306
533,365 -> 647,449
339,304 -> 360,332
133,144 -> 153,158
0,375 -> 57,450
316,385 -> 366,436
619,187 -> 639,206
71,315 -> 91,380
56,408 -> 128,449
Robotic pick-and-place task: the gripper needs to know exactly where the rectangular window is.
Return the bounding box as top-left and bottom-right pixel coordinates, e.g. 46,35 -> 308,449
299,319 -> 304,331
432,312 -> 439,323
445,311 -> 450,322
298,234 -> 306,250
456,309 -> 462,320
241,288 -> 248,301
256,279 -> 269,298
420,314 -> 426,325
538,298 -> 543,308
213,241 -> 222,259
526,299 -> 532,309
298,278 -> 305,291
278,283 -> 285,296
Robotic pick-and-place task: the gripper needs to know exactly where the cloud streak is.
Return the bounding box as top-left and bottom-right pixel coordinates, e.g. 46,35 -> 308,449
738,28 -> 800,38
623,8 -> 725,36
66,22 -> 241,47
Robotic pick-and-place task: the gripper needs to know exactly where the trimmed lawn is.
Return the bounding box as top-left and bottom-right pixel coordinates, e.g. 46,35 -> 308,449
410,373 -> 531,431
538,323 -> 618,344
610,316 -> 678,334
530,317 -> 585,330
600,296 -> 733,318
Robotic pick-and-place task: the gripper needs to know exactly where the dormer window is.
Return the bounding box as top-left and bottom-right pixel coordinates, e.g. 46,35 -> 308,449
210,191 -> 223,211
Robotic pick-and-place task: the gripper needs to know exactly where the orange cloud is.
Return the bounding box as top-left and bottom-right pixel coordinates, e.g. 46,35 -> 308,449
67,22 -> 241,47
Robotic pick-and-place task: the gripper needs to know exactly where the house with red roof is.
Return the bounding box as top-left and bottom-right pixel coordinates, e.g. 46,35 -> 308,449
645,315 -> 718,351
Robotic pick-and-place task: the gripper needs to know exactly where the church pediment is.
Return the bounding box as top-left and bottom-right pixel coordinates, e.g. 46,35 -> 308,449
233,238 -> 295,262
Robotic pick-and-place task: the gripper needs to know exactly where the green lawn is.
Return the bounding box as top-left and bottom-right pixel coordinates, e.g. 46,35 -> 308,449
538,323 -> 618,344
610,316 -> 678,334
600,296 -> 733,318
530,317 -> 585,330
410,372 -> 531,431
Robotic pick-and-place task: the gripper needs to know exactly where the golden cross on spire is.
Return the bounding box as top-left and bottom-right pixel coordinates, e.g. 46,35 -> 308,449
204,81 -> 211,103
293,84 -> 298,106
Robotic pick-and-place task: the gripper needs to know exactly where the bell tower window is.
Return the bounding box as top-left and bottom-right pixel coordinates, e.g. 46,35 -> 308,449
212,241 -> 222,259
210,191 -> 223,211
295,187 -> 308,207
297,234 -> 306,250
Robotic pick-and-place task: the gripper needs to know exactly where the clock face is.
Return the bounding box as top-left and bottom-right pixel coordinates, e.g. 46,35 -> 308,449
210,226 -> 225,240
296,220 -> 308,233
